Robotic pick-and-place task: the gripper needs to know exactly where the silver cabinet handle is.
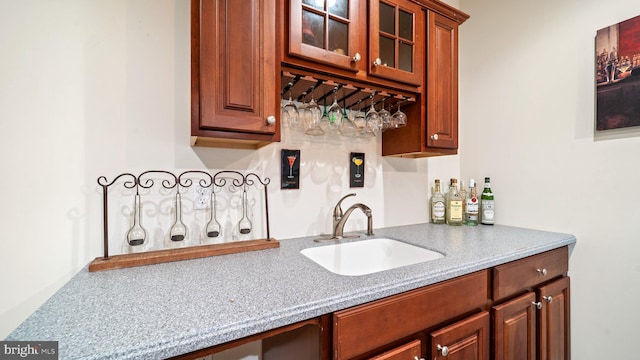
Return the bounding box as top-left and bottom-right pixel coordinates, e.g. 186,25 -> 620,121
266,115 -> 276,125
373,58 -> 382,67
543,295 -> 553,303
414,357 -> 425,360
431,134 -> 439,140
352,52 -> 362,62
537,268 -> 547,276
533,301 -> 542,310
437,344 -> 449,356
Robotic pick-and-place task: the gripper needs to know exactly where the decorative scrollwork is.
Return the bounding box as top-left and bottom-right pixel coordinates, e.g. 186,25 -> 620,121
96,170 -> 272,260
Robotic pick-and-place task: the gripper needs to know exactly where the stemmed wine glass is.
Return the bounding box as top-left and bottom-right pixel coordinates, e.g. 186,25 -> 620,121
378,97 -> 392,131
392,102 -> 407,128
364,96 -> 381,136
303,95 -> 324,135
281,89 -> 299,126
327,89 -> 343,131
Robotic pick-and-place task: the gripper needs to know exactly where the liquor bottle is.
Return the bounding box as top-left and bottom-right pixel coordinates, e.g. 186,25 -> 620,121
481,177 -> 495,225
465,179 -> 479,226
446,178 -> 463,226
459,179 -> 467,220
430,179 -> 446,224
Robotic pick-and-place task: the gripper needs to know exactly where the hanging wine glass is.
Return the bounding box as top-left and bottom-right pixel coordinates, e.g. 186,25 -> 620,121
303,95 -> 324,136
126,191 -> 147,246
238,185 -> 252,234
392,102 -> 407,128
282,89 -> 299,126
364,95 -> 381,136
340,104 -> 358,137
327,88 -> 343,131
378,97 -> 392,131
320,95 -> 330,131
169,190 -> 187,241
205,190 -> 222,238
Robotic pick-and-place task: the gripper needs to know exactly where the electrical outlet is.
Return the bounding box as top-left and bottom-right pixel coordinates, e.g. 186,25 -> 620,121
194,185 -> 211,210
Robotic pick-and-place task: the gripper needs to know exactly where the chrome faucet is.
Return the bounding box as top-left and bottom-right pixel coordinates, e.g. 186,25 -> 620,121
332,193 -> 374,238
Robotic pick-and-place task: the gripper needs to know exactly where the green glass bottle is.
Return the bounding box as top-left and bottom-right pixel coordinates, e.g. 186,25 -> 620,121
481,177 -> 495,225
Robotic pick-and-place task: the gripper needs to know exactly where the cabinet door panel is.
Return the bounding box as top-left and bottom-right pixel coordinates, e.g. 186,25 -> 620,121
369,339 -> 421,360
426,11 -> 457,149
429,311 -> 490,360
193,0 -> 279,144
289,0 -> 364,71
493,292 -> 536,360
369,0 -> 424,85
538,277 -> 570,360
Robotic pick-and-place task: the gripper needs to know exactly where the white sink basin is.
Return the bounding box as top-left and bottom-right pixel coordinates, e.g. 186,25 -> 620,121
300,238 -> 444,276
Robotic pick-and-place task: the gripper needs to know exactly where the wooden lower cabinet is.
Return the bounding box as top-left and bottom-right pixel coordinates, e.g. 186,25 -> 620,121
172,247 -> 570,360
538,276 -> 570,360
369,339 -> 422,360
493,292 -> 537,360
429,311 -> 490,360
492,247 -> 571,360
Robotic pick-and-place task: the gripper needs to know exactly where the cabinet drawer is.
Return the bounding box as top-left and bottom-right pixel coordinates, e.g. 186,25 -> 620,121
369,339 -> 421,360
333,270 -> 489,360
493,246 -> 568,302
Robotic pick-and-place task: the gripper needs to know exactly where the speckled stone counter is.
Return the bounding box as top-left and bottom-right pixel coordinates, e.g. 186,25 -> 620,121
6,223 -> 576,359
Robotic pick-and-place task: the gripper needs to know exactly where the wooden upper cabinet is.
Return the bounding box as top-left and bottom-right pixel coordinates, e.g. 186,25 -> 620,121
426,10 -> 458,150
288,0 -> 365,72
191,0 -> 280,149
368,0 -> 425,86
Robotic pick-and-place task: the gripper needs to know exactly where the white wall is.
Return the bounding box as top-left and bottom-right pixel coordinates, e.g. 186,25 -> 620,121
459,0 -> 640,358
0,0 -> 460,339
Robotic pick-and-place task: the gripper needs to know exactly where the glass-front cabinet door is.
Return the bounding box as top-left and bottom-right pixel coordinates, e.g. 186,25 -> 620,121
369,0 -> 424,86
289,0 -> 365,72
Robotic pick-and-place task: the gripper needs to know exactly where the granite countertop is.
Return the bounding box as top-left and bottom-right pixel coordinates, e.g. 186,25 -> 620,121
6,223 -> 576,359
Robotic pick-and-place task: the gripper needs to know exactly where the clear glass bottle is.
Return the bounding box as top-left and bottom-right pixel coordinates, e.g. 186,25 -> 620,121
127,193 -> 147,246
446,178 -> 463,226
481,177 -> 495,225
465,179 -> 479,226
459,179 -> 467,220
205,192 -> 222,238
170,192 -> 187,241
430,179 -> 446,224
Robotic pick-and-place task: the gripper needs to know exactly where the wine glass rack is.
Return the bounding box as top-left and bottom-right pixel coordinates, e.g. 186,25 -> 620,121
89,170 -> 277,272
280,70 -> 417,112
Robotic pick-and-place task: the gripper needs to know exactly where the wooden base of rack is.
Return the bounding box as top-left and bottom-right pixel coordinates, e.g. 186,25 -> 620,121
88,238 -> 279,272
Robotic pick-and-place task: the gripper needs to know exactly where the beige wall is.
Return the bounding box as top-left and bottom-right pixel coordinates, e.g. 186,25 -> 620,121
459,0 -> 640,358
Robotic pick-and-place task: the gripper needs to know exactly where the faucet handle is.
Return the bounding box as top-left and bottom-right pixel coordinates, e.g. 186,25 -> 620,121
334,193 -> 356,219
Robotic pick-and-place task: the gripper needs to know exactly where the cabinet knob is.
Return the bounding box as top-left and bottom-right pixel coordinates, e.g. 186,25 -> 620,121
437,344 -> 449,356
532,301 -> 542,310
536,268 -> 547,276
352,52 -> 362,62
543,295 -> 553,303
373,58 -> 382,67
431,134 -> 439,140
266,115 -> 276,125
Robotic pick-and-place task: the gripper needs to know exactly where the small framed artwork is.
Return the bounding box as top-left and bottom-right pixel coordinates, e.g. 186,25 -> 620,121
349,152 -> 365,188
281,149 -> 300,189
596,14 -> 640,130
